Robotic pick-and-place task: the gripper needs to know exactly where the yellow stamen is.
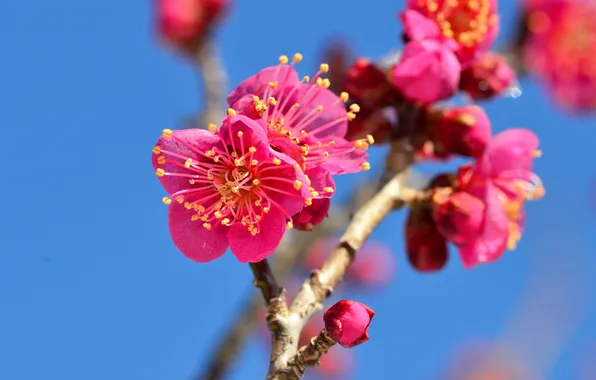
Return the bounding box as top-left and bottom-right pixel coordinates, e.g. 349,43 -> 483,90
162,197 -> 172,205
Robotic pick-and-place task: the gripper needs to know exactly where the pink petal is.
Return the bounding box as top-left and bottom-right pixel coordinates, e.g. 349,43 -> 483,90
315,138 -> 369,175
168,202 -> 229,262
392,40 -> 460,104
292,198 -> 330,230
478,128 -> 539,178
228,206 -> 287,263
458,183 -> 509,268
305,167 -> 336,198
227,65 -> 300,106
296,84 -> 349,139
400,10 -> 441,41
152,128 -> 220,194
218,115 -> 270,161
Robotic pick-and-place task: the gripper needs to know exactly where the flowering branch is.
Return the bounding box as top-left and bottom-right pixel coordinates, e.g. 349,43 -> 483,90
265,166 -> 414,379
194,38 -> 227,128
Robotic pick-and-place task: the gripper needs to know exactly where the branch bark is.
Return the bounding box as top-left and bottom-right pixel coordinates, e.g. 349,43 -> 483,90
194,38 -> 227,129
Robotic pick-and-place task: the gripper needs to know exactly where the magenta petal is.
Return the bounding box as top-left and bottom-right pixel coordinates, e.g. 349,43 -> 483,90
219,115 -> 270,161
261,150 -> 310,216
392,40 -> 460,104
292,198 -> 330,230
228,206 -> 287,263
479,128 -> 539,177
458,184 -> 509,268
297,84 -> 349,138
306,167 -> 336,198
316,138 -> 368,175
153,129 -> 220,194
227,65 -> 300,106
168,202 -> 229,263
401,10 -> 441,41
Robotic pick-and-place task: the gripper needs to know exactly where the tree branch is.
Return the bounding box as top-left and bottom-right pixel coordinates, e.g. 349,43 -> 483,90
287,330 -> 336,378
266,167 -> 414,379
194,38 -> 227,129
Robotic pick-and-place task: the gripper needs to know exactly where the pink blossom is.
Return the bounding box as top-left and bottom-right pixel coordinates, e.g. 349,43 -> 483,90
344,58 -> 398,108
440,129 -> 544,267
403,0 -> 499,65
433,105 -> 492,158
323,300 -> 375,348
291,198 -> 330,231
227,55 -> 372,227
156,0 -> 228,56
392,39 -> 461,104
522,0 -> 596,112
460,53 -> 517,100
152,116 -> 310,263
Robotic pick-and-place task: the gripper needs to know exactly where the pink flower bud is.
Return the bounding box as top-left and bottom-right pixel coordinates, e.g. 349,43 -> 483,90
292,198 -> 330,231
156,0 -> 229,56
460,53 -> 516,100
434,191 -> 485,245
405,205 -> 449,272
392,40 -> 461,104
433,105 -> 492,158
323,300 -> 375,348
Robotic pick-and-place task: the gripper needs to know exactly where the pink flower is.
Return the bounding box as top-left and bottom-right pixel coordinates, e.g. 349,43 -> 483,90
392,39 -> 461,104
522,0 -> 596,112
405,205 -> 449,272
152,116 -> 310,263
344,58 -> 398,108
403,0 -> 499,65
291,197 -> 330,231
460,53 -> 516,100
227,54 -> 371,228
439,129 -> 544,267
323,300 -> 375,348
433,105 -> 492,158
156,0 -> 228,56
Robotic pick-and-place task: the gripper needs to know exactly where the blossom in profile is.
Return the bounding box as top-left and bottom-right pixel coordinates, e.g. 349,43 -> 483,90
402,0 -> 499,65
227,54 -> 371,229
434,129 -> 544,267
460,52 -> 517,100
522,0 -> 596,112
323,300 -> 375,348
152,116 -> 310,263
392,39 -> 461,104
156,0 -> 229,56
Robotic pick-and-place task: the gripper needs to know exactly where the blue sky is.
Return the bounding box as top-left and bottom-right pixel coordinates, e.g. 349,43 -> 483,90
0,0 -> 594,379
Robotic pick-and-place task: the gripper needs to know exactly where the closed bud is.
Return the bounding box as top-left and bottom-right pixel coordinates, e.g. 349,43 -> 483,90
460,53 -> 516,100
434,191 -> 485,245
405,205 -> 449,272
323,300 -> 375,348
433,105 -> 492,158
292,198 -> 330,231
345,58 -> 397,107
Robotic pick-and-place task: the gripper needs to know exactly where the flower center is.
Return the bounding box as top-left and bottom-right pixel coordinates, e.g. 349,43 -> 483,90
421,0 -> 496,47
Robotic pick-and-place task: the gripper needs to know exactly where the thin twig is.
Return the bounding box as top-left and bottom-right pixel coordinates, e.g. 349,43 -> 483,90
287,330 -> 336,378
194,38 -> 227,129
250,260 -> 283,305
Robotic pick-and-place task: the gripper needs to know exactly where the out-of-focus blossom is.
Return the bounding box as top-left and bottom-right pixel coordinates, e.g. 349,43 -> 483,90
321,39 -> 352,95
460,53 -> 517,100
434,129 -> 544,268
443,341 -> 537,380
227,55 -> 372,229
323,300 -> 375,348
434,105 -> 492,158
403,0 -> 499,65
344,58 -> 398,142
156,0 -> 229,56
405,204 -> 449,272
152,117 -> 310,263
392,39 -> 461,104
522,0 -> 596,112
303,238 -> 395,288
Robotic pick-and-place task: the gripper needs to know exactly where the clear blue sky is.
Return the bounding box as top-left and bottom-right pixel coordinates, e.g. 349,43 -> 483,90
1,1 -> 594,379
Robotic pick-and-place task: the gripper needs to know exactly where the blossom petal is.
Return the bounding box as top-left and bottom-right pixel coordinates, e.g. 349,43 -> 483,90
295,84 -> 349,139
228,206 -> 287,263
227,65 -> 300,106
168,202 -> 229,262
153,128 -> 220,194
261,150 -> 310,216
478,128 -> 539,177
400,10 -> 441,41
305,167 -> 336,198
218,115 -> 270,161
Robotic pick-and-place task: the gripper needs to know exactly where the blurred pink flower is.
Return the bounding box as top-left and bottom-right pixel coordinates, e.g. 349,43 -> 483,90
460,53 -> 517,100
151,116 -> 310,263
523,0 -> 596,112
304,238 -> 395,288
436,129 -> 544,267
156,0 -> 228,56
324,300 -> 375,348
403,0 -> 499,65
392,39 -> 461,104
227,55 -> 371,229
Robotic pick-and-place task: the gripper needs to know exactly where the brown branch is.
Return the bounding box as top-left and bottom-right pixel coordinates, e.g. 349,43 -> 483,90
250,260 -> 284,305
266,167 -> 414,379
194,37 -> 227,129
287,330 -> 336,378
